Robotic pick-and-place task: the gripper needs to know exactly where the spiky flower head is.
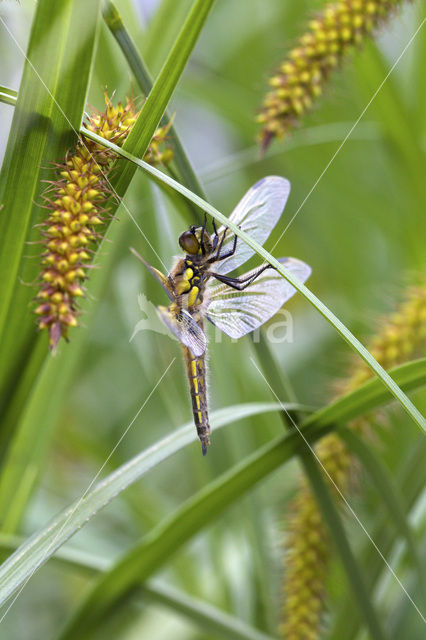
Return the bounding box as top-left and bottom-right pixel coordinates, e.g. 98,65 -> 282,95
35,94 -> 173,351
258,0 -> 405,149
280,282 -> 426,640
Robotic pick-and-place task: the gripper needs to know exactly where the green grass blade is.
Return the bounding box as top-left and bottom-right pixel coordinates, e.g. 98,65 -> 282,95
0,0 -> 101,450
139,581 -> 277,640
0,402 -> 293,607
83,133 -> 426,433
0,360 -> 422,619
300,359 -> 426,430
20,359 -> 422,638
340,427 -> 426,598
0,0 -> 101,533
298,448 -> 388,640
0,85 -> 17,106
109,0 -> 215,201
103,0 -> 205,199
0,538 -> 276,640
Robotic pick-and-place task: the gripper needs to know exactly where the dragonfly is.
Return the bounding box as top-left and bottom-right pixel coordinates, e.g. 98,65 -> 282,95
131,176 -> 311,455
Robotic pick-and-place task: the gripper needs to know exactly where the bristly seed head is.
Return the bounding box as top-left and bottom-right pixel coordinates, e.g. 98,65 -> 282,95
35,93 -> 173,352
257,0 -> 405,149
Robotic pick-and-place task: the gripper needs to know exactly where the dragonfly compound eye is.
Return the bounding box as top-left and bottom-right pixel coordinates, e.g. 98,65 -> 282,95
179,230 -> 200,254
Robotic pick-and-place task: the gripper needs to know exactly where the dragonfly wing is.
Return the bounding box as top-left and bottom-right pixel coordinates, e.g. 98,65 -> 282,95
214,176 -> 290,275
157,306 -> 207,357
206,258 -> 311,339
130,247 -> 173,301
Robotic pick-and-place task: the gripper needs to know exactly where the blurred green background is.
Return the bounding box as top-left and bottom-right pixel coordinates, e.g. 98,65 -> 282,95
0,0 -> 425,638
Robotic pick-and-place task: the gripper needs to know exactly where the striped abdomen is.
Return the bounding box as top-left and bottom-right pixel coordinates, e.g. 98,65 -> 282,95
182,345 -> 210,455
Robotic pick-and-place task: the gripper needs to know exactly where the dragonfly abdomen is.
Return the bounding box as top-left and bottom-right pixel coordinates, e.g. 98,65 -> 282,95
183,345 -> 210,455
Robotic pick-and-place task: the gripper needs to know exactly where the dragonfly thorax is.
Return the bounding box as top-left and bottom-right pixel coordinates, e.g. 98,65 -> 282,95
172,257 -> 208,309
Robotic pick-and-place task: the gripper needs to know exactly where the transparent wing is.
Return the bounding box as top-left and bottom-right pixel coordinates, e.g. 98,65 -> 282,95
130,247 -> 173,301
157,306 -> 206,357
206,258 -> 311,339
213,176 -> 290,275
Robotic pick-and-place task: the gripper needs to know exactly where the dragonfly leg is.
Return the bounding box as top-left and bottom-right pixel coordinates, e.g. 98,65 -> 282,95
200,212 -> 208,255
212,218 -> 219,250
210,264 -> 273,290
208,226 -> 239,263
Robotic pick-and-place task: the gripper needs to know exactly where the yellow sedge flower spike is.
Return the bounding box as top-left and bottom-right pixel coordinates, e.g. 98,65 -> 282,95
258,0 -> 405,149
281,282 -> 426,640
35,94 -> 173,351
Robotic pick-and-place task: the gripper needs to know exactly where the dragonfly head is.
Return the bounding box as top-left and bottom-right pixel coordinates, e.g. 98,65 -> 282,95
179,225 -> 212,255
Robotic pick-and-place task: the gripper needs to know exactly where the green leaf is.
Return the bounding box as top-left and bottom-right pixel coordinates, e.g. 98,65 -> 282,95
80,129 -> 426,433
103,0 -> 205,199
0,535 -> 275,640
0,402 -> 296,607
0,0 -> 101,532
0,85 -> 17,106
0,358 -> 417,637
0,360 -> 423,617
109,0 -> 215,201
139,581 -> 277,640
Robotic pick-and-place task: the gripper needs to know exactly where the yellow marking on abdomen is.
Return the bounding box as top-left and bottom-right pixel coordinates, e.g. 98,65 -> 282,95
183,344 -> 211,455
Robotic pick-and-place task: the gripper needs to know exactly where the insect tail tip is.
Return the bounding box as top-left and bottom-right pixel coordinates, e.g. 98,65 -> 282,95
202,443 -> 208,456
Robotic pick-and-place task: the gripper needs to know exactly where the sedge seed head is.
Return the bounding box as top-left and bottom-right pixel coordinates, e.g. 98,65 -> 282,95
258,0 -> 405,149
35,93 -> 173,351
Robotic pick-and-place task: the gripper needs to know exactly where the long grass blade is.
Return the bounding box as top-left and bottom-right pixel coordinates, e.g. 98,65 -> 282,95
0,85 -> 17,106
139,581 -> 277,640
0,0 -> 102,532
108,0 -> 215,201
255,323 -> 389,640
0,402 -> 296,607
103,0 -> 204,199
0,540 -> 277,640
0,360 -> 423,613
1,358 -> 418,637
